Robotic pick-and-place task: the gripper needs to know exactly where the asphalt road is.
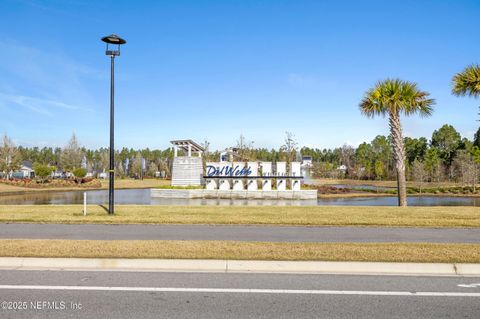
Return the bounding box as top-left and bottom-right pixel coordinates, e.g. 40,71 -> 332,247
0,223 -> 479,243
0,270 -> 479,318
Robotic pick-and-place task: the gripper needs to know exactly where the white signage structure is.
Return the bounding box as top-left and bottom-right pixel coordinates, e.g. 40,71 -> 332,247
171,140 -> 204,186
204,161 -> 302,191
260,162 -> 272,191
205,162 -> 218,190
232,162 -> 245,190
219,162 -> 231,190
156,157 -> 317,200
205,180 -> 216,190
247,162 -> 258,191
291,162 -> 301,191
276,162 -> 286,191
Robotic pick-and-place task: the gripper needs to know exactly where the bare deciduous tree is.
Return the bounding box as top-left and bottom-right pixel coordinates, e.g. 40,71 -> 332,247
453,150 -> 477,190
236,134 -> 254,161
412,159 -> 426,193
60,133 -> 84,172
280,131 -> 298,165
0,134 -> 21,177
131,152 -> 143,178
147,162 -> 158,177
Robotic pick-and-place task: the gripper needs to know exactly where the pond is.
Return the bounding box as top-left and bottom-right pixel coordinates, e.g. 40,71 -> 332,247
0,188 -> 479,206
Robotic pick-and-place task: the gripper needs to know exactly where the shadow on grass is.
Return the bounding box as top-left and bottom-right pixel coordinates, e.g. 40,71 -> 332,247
99,205 -> 110,214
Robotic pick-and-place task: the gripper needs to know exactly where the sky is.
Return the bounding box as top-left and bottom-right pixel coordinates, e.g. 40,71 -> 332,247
0,0 -> 479,151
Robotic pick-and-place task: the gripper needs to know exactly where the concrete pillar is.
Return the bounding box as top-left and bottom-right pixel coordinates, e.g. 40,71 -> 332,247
276,162 -> 286,191
219,162 -> 231,190
205,178 -> 216,190
174,146 -> 178,157
198,151 -> 202,158
232,162 -> 244,190
205,162 -> 218,190
188,145 -> 192,157
261,162 -> 272,191
291,161 -> 301,190
247,162 -> 258,191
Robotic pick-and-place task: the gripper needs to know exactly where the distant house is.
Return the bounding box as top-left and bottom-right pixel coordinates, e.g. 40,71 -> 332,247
13,160 -> 35,179
301,156 -> 313,167
337,164 -> 347,173
52,170 -> 71,179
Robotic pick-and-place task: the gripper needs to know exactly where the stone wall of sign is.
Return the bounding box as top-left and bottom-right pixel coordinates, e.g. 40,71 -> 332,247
151,188 -> 318,200
171,157 -> 203,186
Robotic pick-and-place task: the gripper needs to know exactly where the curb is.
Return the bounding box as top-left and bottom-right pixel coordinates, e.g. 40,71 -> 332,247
0,258 -> 479,276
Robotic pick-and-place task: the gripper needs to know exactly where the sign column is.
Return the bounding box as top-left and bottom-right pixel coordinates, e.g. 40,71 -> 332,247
247,162 -> 258,191
261,162 -> 272,191
276,162 -> 286,190
232,162 -> 245,190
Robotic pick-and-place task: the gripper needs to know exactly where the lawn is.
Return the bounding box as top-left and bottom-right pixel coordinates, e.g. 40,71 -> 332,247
0,205 -> 479,227
1,239 -> 478,263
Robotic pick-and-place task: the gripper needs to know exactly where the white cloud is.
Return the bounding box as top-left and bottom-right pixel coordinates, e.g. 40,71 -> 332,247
0,40 -> 101,117
0,92 -> 93,117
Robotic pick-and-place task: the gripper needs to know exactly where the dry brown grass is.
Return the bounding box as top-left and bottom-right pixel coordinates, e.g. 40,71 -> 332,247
313,178 -> 466,188
0,183 -> 32,193
0,239 -> 478,262
0,205 -> 479,227
99,179 -> 170,189
0,179 -> 170,195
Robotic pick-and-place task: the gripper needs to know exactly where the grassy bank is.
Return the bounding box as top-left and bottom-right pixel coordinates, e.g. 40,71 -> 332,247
0,239 -> 478,262
313,178 -> 466,188
0,179 -> 170,195
0,205 -> 479,227
99,179 -> 170,189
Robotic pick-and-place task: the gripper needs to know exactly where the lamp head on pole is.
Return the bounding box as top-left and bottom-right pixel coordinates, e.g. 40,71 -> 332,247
101,34 -> 126,57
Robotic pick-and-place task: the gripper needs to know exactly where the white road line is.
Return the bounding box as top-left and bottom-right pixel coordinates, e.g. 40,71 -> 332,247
458,283 -> 480,288
0,285 -> 479,297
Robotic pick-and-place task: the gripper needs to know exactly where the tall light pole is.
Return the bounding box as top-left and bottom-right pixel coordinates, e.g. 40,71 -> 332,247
101,34 -> 126,215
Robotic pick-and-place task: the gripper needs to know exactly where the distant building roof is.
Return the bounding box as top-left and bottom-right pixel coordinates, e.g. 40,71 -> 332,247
21,160 -> 32,169
170,139 -> 204,153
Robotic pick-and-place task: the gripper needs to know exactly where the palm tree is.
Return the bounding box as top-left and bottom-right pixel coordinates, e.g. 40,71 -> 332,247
452,65 -> 480,121
452,64 -> 480,98
360,79 -> 435,206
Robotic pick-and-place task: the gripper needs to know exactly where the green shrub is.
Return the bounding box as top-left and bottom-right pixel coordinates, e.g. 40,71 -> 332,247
73,168 -> 87,184
33,164 -> 54,182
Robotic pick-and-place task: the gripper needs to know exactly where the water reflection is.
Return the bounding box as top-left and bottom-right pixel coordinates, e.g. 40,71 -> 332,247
0,189 -> 478,206
0,189 -> 151,205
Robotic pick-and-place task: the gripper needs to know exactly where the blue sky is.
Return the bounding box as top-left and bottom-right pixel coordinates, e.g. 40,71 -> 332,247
0,0 -> 479,151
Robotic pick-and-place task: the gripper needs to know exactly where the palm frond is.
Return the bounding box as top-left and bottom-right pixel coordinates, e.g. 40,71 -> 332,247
359,79 -> 435,118
452,64 -> 480,97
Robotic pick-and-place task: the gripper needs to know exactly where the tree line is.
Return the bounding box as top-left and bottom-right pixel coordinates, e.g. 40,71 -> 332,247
0,134 -> 173,179
1,125 -> 479,184
353,65 -> 480,206
302,124 -> 480,185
